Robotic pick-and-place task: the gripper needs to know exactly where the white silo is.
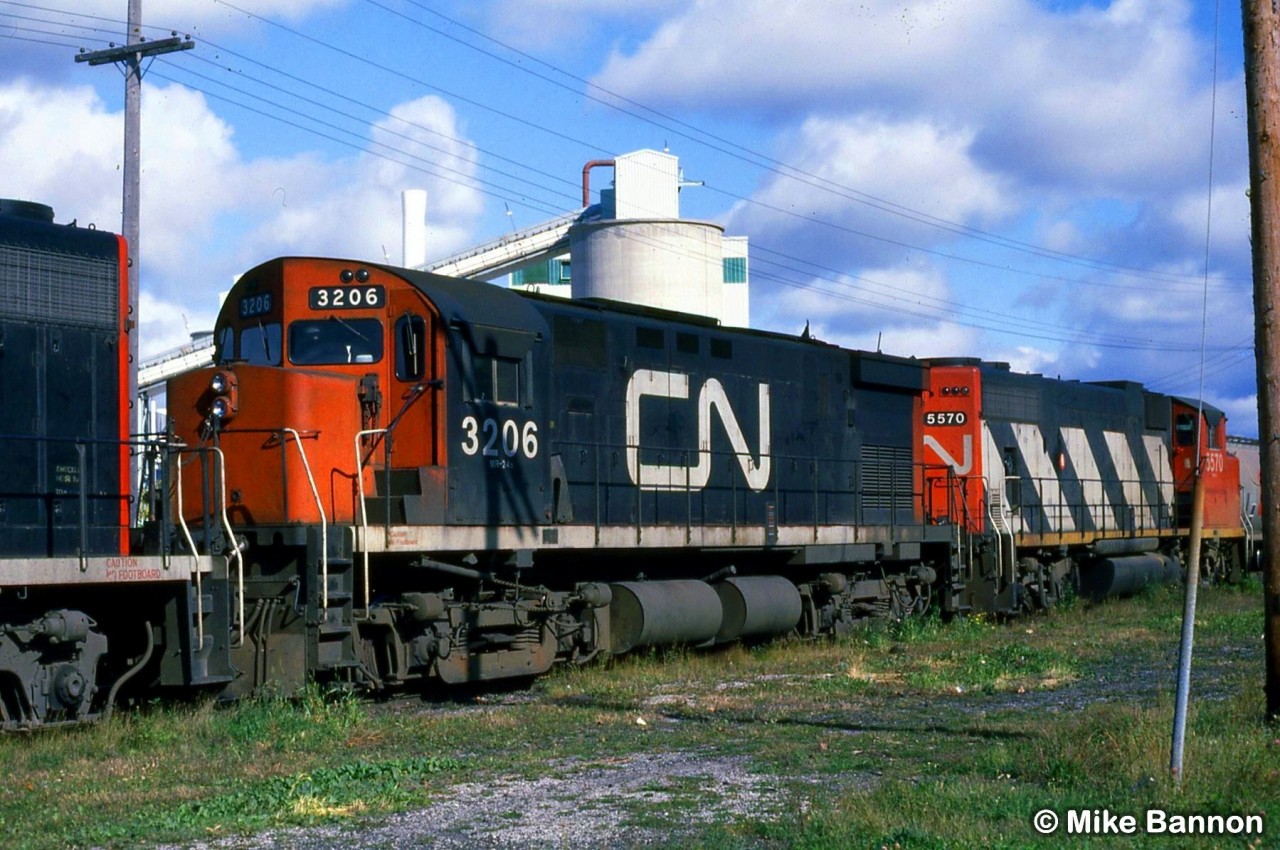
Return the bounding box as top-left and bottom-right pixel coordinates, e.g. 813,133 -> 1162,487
571,150 -> 725,318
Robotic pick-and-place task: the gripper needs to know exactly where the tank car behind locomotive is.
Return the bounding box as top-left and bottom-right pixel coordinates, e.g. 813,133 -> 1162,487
0,201 -> 223,729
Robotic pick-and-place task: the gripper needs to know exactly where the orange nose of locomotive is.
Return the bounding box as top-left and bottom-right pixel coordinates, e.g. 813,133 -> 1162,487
167,362 -> 366,527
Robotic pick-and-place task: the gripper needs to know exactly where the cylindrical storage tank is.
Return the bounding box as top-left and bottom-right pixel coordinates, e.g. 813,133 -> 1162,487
713,576 -> 803,643
1080,554 -> 1178,599
609,580 -> 723,654
569,219 -> 725,320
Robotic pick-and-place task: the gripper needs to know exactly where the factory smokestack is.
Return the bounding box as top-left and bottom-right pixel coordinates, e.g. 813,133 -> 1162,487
402,189 -> 427,268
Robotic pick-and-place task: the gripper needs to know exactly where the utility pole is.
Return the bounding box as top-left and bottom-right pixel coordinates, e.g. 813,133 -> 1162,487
1242,0 -> 1280,721
75,1 -> 192,511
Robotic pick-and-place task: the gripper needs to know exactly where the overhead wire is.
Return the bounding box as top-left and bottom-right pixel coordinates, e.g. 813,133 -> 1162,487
153,45 -> 1235,351
191,38 -> 585,200
8,1 -> 1253,358
21,0 -> 1243,296
383,0 -> 1246,290
210,0 -> 1244,295
173,55 -> 578,206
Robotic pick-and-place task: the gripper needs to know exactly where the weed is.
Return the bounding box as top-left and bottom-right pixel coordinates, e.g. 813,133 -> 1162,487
0,584 -> 1268,849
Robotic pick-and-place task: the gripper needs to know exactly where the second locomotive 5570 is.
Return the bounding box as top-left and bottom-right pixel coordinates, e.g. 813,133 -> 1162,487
166,257 -> 1252,695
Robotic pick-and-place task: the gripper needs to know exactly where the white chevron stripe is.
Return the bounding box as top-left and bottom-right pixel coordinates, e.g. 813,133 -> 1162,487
1012,422 -> 1076,533
1060,426 -> 1109,529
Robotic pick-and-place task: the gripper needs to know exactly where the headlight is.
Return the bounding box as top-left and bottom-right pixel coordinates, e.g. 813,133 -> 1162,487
205,370 -> 238,421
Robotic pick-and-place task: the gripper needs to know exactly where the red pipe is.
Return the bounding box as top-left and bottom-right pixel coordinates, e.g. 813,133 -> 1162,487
582,159 -> 615,208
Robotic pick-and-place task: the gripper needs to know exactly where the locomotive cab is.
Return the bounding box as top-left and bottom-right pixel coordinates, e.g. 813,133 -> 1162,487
1169,398 -> 1241,531
169,258 -> 460,528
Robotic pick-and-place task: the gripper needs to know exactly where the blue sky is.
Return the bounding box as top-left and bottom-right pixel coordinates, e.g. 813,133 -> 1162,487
1,0 -> 1259,434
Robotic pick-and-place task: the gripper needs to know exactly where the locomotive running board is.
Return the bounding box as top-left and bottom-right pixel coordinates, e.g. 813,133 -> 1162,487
0,554 -> 214,587
352,523 -> 950,554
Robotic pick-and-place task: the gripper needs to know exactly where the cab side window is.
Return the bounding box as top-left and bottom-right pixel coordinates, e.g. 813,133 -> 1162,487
1175,413 -> 1196,447
215,325 -> 236,364
471,355 -> 521,406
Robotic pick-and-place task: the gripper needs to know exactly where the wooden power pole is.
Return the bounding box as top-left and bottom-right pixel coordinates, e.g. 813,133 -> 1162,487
75,0 -> 192,508
1242,0 -> 1280,721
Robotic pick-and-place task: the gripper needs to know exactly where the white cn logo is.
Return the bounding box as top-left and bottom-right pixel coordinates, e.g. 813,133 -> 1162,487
625,369 -> 771,492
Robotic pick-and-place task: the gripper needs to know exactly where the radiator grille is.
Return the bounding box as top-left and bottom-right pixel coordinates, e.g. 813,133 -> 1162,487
0,244 -> 118,329
862,444 -> 914,512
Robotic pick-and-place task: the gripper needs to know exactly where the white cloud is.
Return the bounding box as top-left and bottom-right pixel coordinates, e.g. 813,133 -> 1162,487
594,0 -> 1236,196
755,261 -> 984,359
0,80 -> 121,227
234,94 -> 484,266
0,78 -> 486,357
599,0 -> 1254,410
1219,394 -> 1260,437
67,0 -> 351,31
138,290 -> 218,359
724,114 -> 1015,271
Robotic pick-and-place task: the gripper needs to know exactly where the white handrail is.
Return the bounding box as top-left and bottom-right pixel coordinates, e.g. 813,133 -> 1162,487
209,447 -> 245,647
282,428 -> 328,609
354,429 -> 389,618
172,451 -> 204,647
986,481 -> 1016,588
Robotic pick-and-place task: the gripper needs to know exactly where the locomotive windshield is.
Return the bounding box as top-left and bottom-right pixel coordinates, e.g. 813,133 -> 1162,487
213,322 -> 282,365
288,318 -> 383,365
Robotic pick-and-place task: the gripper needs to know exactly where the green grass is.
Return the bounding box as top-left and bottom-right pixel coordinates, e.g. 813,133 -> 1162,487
0,582 -> 1273,848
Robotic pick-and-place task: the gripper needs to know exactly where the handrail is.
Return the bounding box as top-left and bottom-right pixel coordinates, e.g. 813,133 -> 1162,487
0,431 -> 136,557
354,428 -> 389,618
209,447 -> 245,646
281,428 -> 328,609
986,481 -> 1016,586
172,451 -> 204,647
1242,502 -> 1255,568
558,437 -> 930,531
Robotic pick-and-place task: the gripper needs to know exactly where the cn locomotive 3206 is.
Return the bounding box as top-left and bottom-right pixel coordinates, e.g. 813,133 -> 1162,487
157,256 -> 1255,700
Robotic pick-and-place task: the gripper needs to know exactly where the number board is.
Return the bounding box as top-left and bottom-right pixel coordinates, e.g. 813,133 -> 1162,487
924,411 -> 968,426
239,291 -> 274,319
308,285 -> 385,310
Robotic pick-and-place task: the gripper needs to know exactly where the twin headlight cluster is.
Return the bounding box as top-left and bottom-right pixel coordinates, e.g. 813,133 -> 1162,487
205,370 -> 239,423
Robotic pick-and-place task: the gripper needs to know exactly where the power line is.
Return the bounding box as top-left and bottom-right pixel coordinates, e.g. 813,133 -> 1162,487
11,2 -> 1256,362
153,47 -> 1242,353
24,0 -> 1246,297
379,0 -> 1249,290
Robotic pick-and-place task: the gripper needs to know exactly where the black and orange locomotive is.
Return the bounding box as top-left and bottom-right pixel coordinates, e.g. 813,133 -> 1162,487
0,228 -> 1261,728
164,256 -> 1258,697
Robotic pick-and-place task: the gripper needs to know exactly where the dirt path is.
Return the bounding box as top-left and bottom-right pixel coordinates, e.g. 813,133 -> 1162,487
165,632 -> 1260,850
